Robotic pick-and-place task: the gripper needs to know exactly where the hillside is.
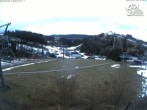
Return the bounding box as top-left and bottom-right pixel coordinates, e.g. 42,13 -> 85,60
80,32 -> 147,61
2,30 -> 147,61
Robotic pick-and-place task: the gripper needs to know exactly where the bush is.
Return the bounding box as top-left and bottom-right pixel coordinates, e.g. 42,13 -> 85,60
56,75 -> 78,107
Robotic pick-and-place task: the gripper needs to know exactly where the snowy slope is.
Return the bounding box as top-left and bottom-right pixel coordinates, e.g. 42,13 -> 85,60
45,44 -> 106,60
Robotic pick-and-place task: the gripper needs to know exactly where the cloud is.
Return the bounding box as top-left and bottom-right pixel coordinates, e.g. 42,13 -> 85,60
0,0 -> 147,41
22,20 -> 99,35
0,0 -> 125,23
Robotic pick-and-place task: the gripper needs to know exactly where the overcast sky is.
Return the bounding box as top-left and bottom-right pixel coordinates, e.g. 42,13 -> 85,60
0,0 -> 147,41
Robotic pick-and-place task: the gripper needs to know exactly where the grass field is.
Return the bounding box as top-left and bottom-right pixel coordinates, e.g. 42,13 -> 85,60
0,59 -> 143,110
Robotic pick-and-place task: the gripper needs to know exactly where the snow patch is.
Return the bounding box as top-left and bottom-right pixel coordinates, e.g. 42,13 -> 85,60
67,74 -> 72,79
61,76 -> 65,78
67,74 -> 75,79
137,70 -> 147,77
75,66 -> 79,69
127,39 -> 136,43
2,60 -> 54,72
67,44 -> 82,50
3,63 -> 35,72
137,69 -> 147,97
111,64 -> 120,68
129,65 -> 147,69
82,55 -> 89,59
1,59 -> 28,67
129,65 -> 147,97
95,57 -> 106,60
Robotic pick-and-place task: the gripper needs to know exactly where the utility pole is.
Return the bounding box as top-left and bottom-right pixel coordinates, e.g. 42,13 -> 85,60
122,52 -> 125,64
63,47 -> 64,60
61,45 -> 67,60
113,37 -> 116,49
107,31 -> 116,49
122,52 -> 127,64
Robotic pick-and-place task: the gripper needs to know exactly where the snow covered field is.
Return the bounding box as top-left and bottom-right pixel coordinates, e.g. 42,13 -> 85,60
127,65 -> 147,97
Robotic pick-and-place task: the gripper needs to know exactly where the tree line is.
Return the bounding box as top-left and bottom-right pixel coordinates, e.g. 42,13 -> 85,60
80,33 -> 145,61
6,30 -> 47,45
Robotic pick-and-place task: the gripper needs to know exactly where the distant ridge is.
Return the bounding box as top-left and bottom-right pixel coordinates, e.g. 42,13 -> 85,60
49,34 -> 92,39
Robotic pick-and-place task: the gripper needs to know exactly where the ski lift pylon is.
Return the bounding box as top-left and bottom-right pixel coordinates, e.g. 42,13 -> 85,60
0,23 -> 13,88
0,23 -> 15,63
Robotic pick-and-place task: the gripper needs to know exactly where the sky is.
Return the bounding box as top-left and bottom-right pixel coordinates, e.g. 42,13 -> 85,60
0,0 -> 147,41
